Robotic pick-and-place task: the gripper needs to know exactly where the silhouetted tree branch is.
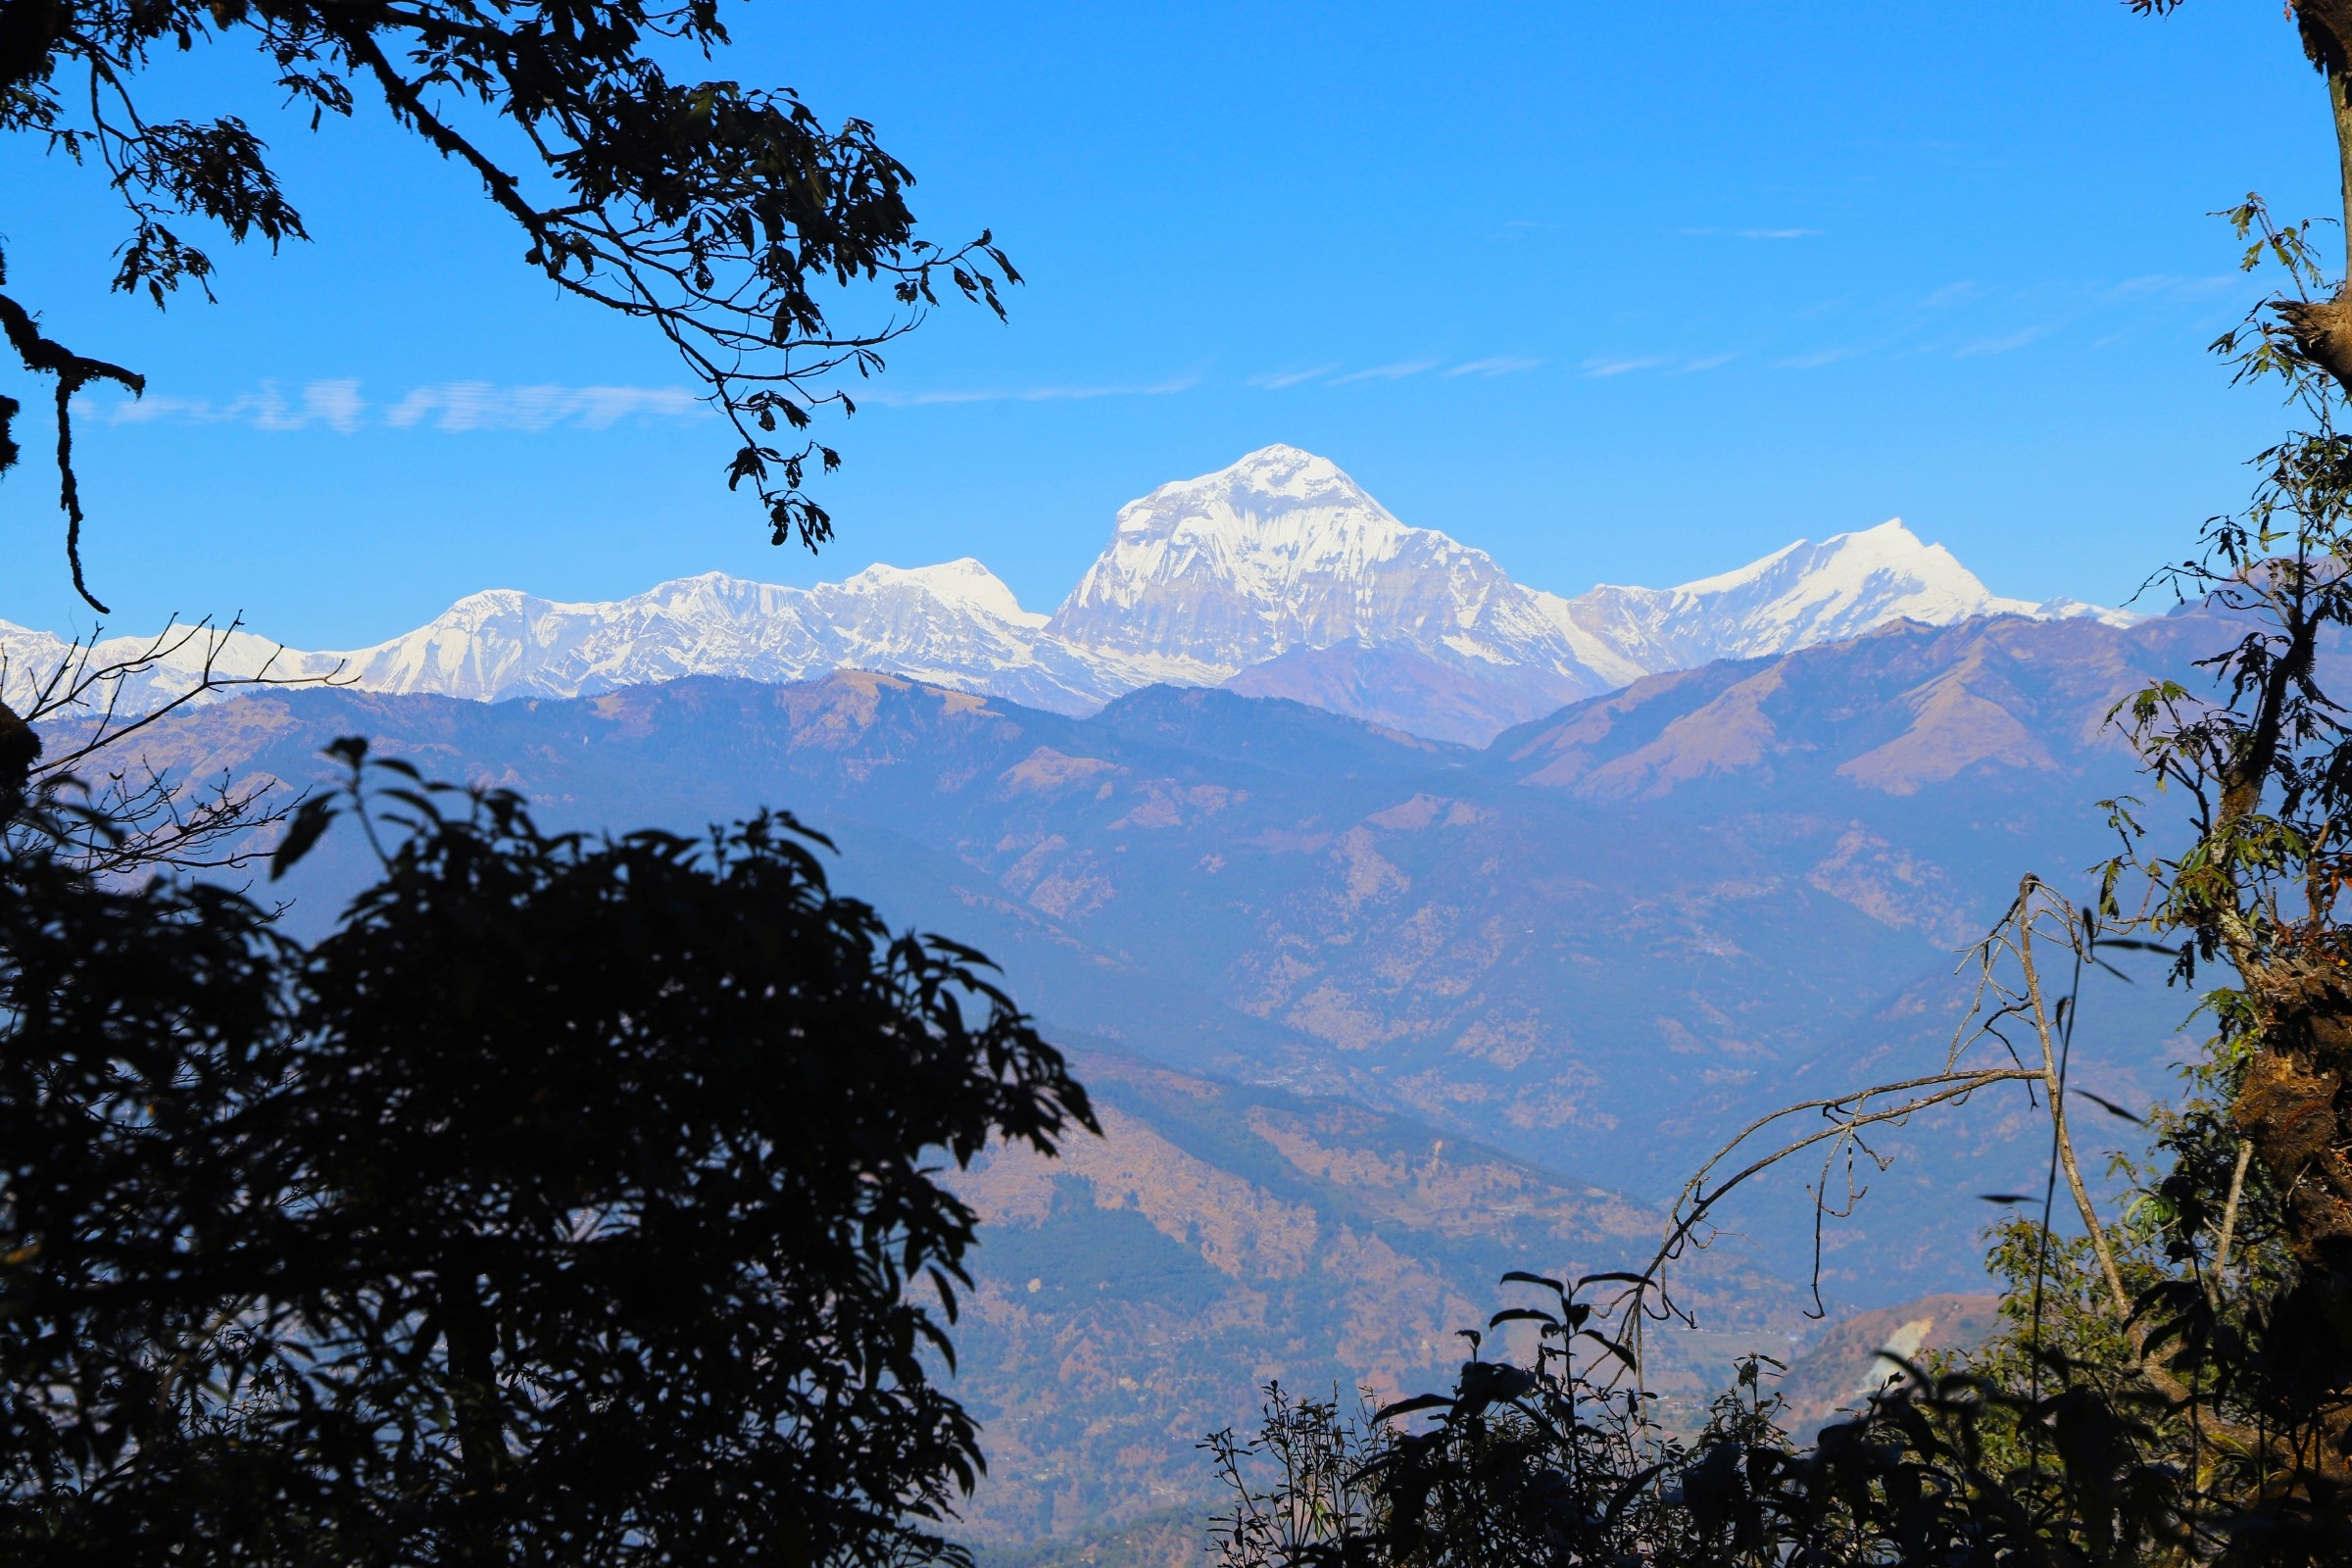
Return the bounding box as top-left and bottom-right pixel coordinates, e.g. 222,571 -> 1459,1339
1,0 -> 1016,609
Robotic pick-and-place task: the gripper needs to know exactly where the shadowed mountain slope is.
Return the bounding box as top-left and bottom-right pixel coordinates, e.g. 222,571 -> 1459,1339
1492,610 -> 2234,800
1224,643 -> 1569,747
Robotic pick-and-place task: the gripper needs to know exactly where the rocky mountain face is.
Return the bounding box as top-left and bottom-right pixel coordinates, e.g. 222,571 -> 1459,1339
1,446 -> 2122,747
1771,1293 -> 2002,1437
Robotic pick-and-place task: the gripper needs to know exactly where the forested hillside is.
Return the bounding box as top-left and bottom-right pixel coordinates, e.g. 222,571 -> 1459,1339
140,605 -> 2218,1203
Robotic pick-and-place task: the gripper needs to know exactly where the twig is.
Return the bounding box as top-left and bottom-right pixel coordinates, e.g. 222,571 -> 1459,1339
2215,1137 -> 2255,1282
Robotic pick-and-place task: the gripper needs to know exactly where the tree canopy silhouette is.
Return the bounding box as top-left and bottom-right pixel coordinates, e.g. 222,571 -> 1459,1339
0,743 -> 1095,1566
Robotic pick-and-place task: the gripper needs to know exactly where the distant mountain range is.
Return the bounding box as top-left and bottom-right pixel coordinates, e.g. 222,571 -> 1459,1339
104,601 -> 2223,1552
1,445 -> 2127,745
132,607 -> 2209,1246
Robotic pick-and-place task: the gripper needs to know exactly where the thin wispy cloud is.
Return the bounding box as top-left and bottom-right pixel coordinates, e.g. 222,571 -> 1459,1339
1766,273 -> 2151,370
104,379 -> 368,431
1682,226 -> 1823,239
1776,347 -> 1863,370
2100,273 -> 2235,303
296,379 -> 366,432
863,375 -> 1200,408
1249,365 -> 1341,390
101,379 -> 706,432
1953,326 -> 2049,359
1256,358 -> 1539,388
387,382 -> 703,431
1576,352 -> 1739,376
1445,357 -> 1544,377
1581,356 -> 1665,378
1328,361 -> 1440,385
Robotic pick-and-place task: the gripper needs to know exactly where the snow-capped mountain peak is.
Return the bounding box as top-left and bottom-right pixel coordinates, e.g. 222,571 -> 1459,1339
1066,444 -> 1423,621
1677,517 -> 2006,612
1551,516 -> 2090,675
1121,442 -> 1367,522
1048,445 -> 1596,696
841,559 -> 1047,628
1685,517 -> 2030,637
311,563 -> 1109,711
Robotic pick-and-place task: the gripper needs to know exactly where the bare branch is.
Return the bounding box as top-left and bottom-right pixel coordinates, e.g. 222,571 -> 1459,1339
3,613 -> 349,873
0,287 -> 145,612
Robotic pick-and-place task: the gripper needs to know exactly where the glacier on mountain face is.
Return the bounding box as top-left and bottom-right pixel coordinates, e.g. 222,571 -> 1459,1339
0,444 -> 2128,744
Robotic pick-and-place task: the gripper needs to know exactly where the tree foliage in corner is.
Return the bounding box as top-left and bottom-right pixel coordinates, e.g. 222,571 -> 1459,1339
0,745 -> 1094,1566
0,0 -> 1017,611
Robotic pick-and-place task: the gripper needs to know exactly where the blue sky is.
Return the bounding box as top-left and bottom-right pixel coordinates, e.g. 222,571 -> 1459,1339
0,1 -> 2335,648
